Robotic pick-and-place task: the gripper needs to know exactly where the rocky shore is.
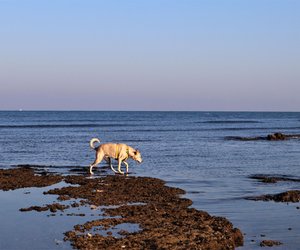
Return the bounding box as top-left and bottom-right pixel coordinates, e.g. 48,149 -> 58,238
0,166 -> 243,249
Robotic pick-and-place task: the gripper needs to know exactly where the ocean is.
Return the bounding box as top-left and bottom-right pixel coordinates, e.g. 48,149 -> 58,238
0,111 -> 299,249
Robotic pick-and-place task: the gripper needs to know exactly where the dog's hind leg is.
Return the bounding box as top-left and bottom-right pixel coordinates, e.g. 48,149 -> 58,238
89,163 -> 96,175
89,151 -> 104,175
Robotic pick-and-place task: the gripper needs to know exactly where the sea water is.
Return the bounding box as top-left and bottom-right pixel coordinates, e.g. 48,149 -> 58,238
0,111 -> 299,249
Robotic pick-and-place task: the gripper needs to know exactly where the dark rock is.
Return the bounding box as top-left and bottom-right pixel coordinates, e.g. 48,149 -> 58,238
20,203 -> 69,213
246,190 -> 300,203
267,133 -> 286,141
249,175 -> 300,183
20,206 -> 49,212
226,133 -> 300,141
260,240 -> 282,247
0,167 -> 62,191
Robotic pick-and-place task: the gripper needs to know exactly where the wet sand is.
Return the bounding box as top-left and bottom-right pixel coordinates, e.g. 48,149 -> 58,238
0,166 -> 243,249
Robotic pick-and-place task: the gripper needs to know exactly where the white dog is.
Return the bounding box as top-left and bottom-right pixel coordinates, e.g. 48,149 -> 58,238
89,138 -> 142,175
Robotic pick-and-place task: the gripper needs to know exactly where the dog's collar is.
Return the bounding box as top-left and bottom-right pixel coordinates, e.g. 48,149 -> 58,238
124,147 -> 130,160
115,144 -> 120,159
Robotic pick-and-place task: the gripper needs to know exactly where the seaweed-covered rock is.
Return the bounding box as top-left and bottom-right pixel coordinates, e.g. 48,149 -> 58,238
47,175 -> 244,249
20,203 -> 70,213
1,166 -> 244,250
0,167 -> 62,191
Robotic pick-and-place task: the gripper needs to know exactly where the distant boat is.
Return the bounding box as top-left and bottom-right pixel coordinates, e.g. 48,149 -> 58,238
19,109 -> 23,112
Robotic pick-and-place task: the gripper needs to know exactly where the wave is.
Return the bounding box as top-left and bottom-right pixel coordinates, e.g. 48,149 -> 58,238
36,119 -> 149,123
108,128 -> 204,133
1,123 -> 300,133
225,136 -> 266,141
3,150 -> 37,154
93,127 -> 300,133
211,126 -> 300,131
249,174 -> 300,182
118,139 -> 159,142
200,120 -> 260,124
0,123 -> 141,129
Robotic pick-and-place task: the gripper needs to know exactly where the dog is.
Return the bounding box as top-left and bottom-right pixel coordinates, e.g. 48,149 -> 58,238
89,138 -> 142,175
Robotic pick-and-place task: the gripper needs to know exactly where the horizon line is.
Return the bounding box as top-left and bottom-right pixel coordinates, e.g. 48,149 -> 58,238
0,109 -> 300,113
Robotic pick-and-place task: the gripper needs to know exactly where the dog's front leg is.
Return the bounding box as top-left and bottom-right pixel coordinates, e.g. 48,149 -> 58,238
110,162 -> 119,174
105,157 -> 118,173
89,151 -> 104,175
118,159 -> 125,174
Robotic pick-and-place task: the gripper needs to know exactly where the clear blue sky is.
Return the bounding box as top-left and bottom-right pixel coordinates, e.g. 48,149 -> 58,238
0,0 -> 299,111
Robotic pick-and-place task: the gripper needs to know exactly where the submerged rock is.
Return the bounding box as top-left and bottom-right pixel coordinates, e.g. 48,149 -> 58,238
226,132 -> 300,141
20,203 -> 70,213
260,240 -> 282,247
266,132 -> 286,140
249,175 -> 300,183
246,190 -> 300,203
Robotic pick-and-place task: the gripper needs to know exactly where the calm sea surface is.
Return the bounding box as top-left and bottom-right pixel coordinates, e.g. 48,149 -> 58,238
0,111 -> 299,249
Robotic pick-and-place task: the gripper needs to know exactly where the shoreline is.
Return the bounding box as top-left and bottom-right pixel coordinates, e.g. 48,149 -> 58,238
0,166 -> 243,249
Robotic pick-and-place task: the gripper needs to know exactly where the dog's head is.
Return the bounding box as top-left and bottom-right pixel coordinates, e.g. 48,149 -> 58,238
132,150 -> 142,163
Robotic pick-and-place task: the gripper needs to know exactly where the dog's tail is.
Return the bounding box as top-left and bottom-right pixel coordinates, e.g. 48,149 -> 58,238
89,138 -> 100,150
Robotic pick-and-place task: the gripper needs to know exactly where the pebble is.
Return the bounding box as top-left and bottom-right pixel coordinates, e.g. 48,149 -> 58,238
90,205 -> 98,210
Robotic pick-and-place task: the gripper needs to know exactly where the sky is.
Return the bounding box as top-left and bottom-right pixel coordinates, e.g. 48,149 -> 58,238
0,0 -> 299,111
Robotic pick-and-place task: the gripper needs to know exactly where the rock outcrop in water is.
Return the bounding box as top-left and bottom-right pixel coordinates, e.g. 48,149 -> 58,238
249,174 -> 300,183
247,174 -> 300,202
266,132 -> 286,140
260,240 -> 283,247
20,203 -> 70,213
246,190 -> 300,203
0,166 -> 62,191
226,132 -> 300,141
